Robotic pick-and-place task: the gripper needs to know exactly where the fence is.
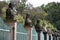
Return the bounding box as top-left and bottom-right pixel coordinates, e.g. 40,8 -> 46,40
16,23 -> 38,40
0,17 -> 38,40
0,18 -> 10,40
0,17 -> 54,40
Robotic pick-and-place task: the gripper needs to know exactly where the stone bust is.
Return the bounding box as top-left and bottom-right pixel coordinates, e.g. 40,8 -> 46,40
6,2 -> 17,20
25,14 -> 32,27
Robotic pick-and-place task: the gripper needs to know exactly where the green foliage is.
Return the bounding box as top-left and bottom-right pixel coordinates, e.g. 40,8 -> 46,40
0,1 -> 7,19
42,2 -> 60,30
47,22 -> 54,30
2,7 -> 6,19
0,1 -> 7,8
21,0 -> 27,3
17,3 -> 25,13
16,14 -> 25,24
0,1 -> 7,16
29,7 -> 48,26
1,1 -> 58,31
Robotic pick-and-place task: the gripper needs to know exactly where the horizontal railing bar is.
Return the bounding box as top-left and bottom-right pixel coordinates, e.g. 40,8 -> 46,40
16,32 -> 37,36
16,32 -> 27,35
0,29 -> 10,32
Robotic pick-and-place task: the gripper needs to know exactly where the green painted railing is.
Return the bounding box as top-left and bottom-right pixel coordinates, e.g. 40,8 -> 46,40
17,23 -> 38,40
0,17 -> 53,40
0,18 -> 10,40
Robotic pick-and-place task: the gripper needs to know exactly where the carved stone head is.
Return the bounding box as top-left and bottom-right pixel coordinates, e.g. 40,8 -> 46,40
8,3 -> 13,9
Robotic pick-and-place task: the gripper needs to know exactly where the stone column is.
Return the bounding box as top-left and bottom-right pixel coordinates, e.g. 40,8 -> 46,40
43,32 -> 47,40
56,36 -> 57,40
14,22 -> 17,40
52,34 -> 56,40
25,27 -> 33,40
57,36 -> 60,40
49,34 -> 51,40
52,35 -> 54,40
4,20 -> 17,40
28,28 -> 32,40
38,32 -> 41,40
10,21 -> 17,40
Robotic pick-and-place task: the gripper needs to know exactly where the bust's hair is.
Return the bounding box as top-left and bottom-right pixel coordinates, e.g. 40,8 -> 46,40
8,3 -> 13,9
26,14 -> 30,18
37,19 -> 40,23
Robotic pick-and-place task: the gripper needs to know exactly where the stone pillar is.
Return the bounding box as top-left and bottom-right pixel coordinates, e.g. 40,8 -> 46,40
52,34 -> 57,40
57,36 -> 60,40
4,20 -> 17,40
43,32 -> 47,40
49,34 -> 51,40
52,35 -> 54,40
14,22 -> 17,40
28,28 -> 32,40
10,21 -> 17,40
56,36 -> 57,40
10,22 -> 17,40
25,27 -> 33,40
38,32 -> 40,40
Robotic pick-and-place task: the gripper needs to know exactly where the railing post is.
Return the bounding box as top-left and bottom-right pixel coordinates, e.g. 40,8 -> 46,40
25,26 -> 33,40
49,34 -> 51,40
4,20 -> 17,40
43,32 -> 47,40
38,32 -> 41,40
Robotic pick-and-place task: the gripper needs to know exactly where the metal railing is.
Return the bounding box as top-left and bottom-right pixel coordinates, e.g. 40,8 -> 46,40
0,28 -> 10,40
16,32 -> 38,40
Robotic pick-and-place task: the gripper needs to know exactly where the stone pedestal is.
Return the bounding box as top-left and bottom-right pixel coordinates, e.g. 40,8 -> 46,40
38,32 -> 41,40
52,34 -> 57,40
56,36 -> 57,40
43,32 -> 47,40
49,35 -> 51,40
25,26 -> 33,40
53,35 -> 55,40
4,20 -> 17,40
